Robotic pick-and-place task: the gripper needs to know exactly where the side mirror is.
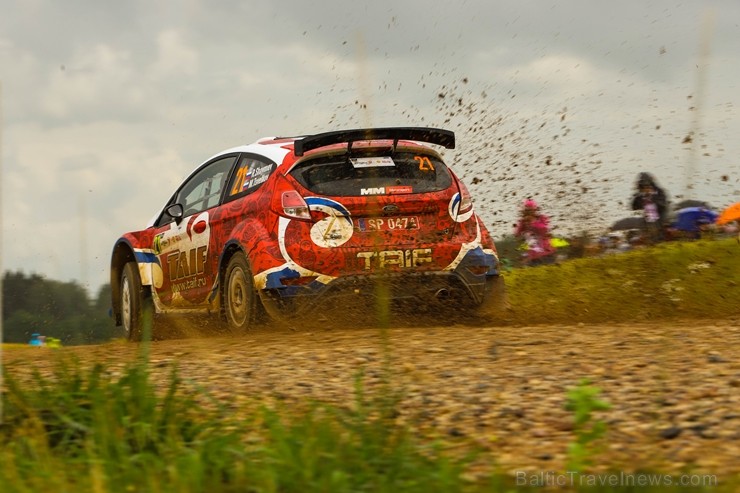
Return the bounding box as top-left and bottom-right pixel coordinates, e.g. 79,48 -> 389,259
166,203 -> 184,224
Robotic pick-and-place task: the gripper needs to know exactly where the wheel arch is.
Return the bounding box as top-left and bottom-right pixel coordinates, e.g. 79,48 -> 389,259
218,239 -> 266,328
218,222 -> 277,321
218,240 -> 248,287
222,218 -> 283,287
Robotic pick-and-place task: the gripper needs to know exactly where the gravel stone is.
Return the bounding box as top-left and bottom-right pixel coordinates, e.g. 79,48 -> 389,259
4,319 -> 738,478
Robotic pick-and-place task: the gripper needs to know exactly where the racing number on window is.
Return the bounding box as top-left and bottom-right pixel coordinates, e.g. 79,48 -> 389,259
414,155 -> 435,172
230,165 -> 248,195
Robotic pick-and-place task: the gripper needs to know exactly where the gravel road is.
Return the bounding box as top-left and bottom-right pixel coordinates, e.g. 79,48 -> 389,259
4,319 -> 739,478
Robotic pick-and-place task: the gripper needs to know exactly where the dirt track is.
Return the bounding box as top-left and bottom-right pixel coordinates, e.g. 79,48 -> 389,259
4,319 -> 739,478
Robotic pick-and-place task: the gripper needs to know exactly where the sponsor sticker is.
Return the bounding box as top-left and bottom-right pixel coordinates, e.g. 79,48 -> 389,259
356,248 -> 433,270
387,185 -> 413,195
359,185 -> 414,196
350,156 -> 396,168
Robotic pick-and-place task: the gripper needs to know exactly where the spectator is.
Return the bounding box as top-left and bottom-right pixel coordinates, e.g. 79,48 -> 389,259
514,199 -> 556,266
631,172 -> 669,243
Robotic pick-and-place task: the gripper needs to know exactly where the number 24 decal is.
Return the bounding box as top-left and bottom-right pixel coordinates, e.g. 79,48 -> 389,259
414,156 -> 435,171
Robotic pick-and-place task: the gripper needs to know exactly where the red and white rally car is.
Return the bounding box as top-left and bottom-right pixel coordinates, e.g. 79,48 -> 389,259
111,127 -> 507,340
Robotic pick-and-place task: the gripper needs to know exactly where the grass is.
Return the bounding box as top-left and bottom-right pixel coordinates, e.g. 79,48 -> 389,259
1,355 -> 732,492
504,238 -> 740,324
1,238 -> 739,492
564,379 -> 611,473
0,357 -> 473,493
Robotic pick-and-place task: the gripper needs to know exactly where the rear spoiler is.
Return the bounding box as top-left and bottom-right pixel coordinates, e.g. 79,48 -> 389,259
293,127 -> 455,157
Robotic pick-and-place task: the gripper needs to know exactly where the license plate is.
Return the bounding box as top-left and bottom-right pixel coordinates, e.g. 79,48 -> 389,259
355,216 -> 419,231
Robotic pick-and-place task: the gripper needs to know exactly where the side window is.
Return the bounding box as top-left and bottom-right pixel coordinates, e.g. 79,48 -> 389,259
176,156 -> 236,217
226,155 -> 276,200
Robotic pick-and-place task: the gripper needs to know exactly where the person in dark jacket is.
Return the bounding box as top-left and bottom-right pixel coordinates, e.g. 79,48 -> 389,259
631,172 -> 669,243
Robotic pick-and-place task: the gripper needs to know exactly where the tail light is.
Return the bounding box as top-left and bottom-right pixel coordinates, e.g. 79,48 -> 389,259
282,191 -> 311,219
456,180 -> 474,216
272,175 -> 311,220
458,191 -> 473,215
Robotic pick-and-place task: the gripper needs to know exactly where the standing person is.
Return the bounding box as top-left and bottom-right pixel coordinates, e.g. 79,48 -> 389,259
514,199 -> 556,266
631,172 -> 669,243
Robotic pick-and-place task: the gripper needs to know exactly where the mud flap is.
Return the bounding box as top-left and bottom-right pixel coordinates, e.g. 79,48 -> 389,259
473,275 -> 510,321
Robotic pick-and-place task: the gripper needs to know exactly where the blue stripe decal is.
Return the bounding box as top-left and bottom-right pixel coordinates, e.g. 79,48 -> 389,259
265,267 -> 300,289
456,247 -> 499,276
134,251 -> 159,264
305,197 -> 350,217
451,193 -> 461,210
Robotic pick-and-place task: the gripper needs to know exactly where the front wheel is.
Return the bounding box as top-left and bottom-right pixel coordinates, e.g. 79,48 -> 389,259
223,252 -> 257,334
120,262 -> 153,341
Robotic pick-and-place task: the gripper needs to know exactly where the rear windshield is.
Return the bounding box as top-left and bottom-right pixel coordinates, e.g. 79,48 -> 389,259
289,151 -> 453,196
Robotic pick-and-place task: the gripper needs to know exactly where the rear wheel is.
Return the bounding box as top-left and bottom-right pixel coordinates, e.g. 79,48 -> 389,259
120,262 -> 153,341
223,252 -> 257,334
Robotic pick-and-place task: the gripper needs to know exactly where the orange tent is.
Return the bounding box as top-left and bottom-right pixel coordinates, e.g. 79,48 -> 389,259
717,202 -> 740,225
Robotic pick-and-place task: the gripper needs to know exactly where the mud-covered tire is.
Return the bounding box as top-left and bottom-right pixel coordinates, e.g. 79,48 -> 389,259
120,262 -> 154,342
223,252 -> 257,334
473,275 -> 510,321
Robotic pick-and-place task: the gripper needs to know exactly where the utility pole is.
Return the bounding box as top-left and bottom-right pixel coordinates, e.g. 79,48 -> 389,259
1,80 -> 5,424
684,10 -> 715,200
80,194 -> 88,295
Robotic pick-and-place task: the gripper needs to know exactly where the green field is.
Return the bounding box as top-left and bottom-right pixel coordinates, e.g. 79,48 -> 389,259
504,237 -> 740,324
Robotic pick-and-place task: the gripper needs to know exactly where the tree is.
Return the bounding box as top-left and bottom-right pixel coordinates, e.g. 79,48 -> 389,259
2,271 -> 119,345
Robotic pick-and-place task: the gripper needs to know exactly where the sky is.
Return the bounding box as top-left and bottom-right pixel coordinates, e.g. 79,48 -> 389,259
1,0 -> 739,297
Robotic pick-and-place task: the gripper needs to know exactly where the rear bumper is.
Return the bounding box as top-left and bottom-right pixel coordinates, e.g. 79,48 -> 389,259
259,247 -> 501,317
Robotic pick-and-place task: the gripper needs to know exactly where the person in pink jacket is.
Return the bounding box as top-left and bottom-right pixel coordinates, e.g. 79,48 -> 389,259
514,199 -> 556,266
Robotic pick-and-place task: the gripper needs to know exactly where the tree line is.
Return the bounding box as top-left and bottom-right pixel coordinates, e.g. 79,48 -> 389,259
2,271 -> 121,345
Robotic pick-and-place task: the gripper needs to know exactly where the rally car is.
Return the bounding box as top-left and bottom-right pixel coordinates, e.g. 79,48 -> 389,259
111,127 -> 507,340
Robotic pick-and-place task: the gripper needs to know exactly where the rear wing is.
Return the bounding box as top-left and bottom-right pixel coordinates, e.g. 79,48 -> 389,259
293,127 -> 455,157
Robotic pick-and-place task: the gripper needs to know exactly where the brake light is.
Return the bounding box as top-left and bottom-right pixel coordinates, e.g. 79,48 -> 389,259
457,181 -> 474,215
458,193 -> 473,215
271,174 -> 312,221
281,191 -> 311,220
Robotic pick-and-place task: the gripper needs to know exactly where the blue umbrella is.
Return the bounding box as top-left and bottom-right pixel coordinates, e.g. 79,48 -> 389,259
673,207 -> 719,232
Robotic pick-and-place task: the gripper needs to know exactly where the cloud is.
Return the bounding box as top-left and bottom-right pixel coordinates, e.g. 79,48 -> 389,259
39,44 -> 137,119
152,29 -> 199,78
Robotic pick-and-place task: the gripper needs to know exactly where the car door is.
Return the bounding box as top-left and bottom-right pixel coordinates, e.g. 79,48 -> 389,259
151,155 -> 237,308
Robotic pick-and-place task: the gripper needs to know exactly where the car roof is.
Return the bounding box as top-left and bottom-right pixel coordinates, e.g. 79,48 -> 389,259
205,139 -> 294,165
